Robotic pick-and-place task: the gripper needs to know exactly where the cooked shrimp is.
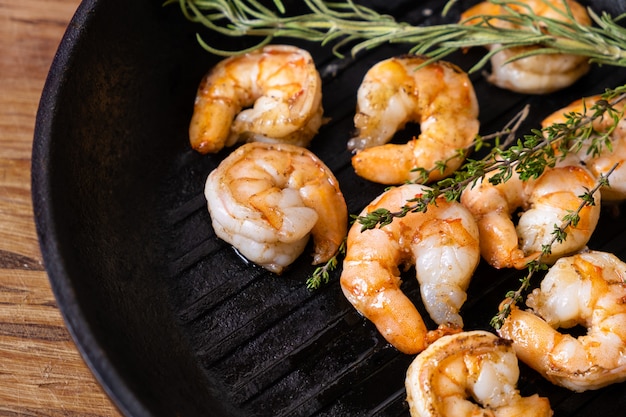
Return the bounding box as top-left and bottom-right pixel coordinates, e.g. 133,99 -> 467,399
461,0 -> 592,94
348,55 -> 479,184
189,44 -> 324,154
205,142 -> 347,274
406,331 -> 553,417
498,250 -> 626,391
340,183 -> 480,354
542,95 -> 626,201
460,165 -> 601,269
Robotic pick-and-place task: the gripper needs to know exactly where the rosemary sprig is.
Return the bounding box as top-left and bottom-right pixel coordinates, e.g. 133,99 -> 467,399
168,0 -> 626,70
355,88 -> 626,230
490,163 -> 616,329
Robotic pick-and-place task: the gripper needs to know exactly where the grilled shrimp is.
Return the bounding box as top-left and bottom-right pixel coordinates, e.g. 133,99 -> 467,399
498,250 -> 626,392
349,55 -> 479,184
542,95 -> 626,201
461,0 -> 591,94
340,183 -> 480,354
189,45 -> 324,154
460,165 -> 601,269
205,142 -> 347,274
406,331 -> 553,417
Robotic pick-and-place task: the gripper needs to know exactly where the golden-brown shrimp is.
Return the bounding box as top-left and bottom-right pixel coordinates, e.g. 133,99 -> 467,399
460,165 -> 601,269
205,142 -> 347,274
542,95 -> 626,201
348,55 -> 479,185
498,250 -> 626,392
340,183 -> 480,354
406,331 -> 553,417
189,45 -> 324,154
461,0 -> 592,94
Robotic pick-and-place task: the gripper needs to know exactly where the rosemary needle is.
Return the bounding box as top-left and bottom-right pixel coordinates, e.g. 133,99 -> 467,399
168,0 -> 626,70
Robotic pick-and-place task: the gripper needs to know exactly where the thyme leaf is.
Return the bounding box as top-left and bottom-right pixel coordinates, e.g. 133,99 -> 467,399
490,163 -> 617,329
355,89 -> 626,231
306,238 -> 346,290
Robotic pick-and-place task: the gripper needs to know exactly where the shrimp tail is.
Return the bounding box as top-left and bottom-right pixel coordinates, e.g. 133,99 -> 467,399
340,258 -> 430,354
352,140 -> 417,185
189,96 -> 238,154
424,324 -> 463,346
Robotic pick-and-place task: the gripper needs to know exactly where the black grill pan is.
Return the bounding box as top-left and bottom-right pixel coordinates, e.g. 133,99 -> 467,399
32,0 -> 626,416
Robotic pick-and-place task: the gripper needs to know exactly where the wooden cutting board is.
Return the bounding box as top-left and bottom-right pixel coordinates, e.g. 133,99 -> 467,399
0,1 -> 123,415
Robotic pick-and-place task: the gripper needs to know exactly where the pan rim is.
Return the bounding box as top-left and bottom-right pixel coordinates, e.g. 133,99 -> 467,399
31,1 -> 151,415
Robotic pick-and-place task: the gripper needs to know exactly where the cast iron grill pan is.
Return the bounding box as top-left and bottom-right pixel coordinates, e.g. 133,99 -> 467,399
32,0 -> 626,416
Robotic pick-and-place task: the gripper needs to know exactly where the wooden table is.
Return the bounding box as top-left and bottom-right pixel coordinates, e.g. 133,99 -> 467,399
0,1 -> 123,415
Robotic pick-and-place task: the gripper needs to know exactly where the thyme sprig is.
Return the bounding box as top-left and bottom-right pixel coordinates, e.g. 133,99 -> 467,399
306,238 -> 346,290
169,0 -> 626,70
355,88 -> 626,231
305,105 -> 528,288
490,163 -> 616,329
411,105 -> 529,185
306,103 -> 525,288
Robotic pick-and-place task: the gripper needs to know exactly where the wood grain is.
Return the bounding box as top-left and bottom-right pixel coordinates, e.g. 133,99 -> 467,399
0,1 -> 123,415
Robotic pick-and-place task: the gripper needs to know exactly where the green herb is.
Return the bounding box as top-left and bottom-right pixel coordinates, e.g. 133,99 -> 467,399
306,238 -> 346,290
355,88 -> 626,231
490,162 -> 617,329
167,0 -> 626,71
168,0 -> 626,315
353,104 -> 530,229
350,86 -> 625,326
311,88 -> 625,295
